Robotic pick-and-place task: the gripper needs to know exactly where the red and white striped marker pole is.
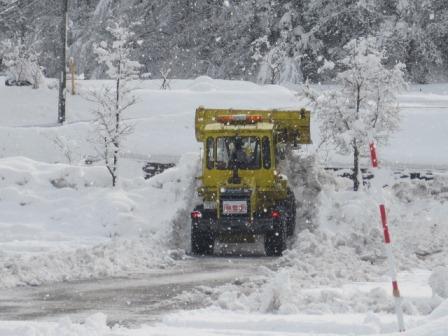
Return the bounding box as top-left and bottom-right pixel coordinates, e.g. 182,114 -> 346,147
369,141 -> 405,332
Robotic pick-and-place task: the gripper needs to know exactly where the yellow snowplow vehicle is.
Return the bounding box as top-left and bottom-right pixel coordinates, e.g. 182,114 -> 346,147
191,107 -> 311,256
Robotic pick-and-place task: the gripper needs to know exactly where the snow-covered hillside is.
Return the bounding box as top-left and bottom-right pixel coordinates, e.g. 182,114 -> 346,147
2,77 -> 448,168
0,77 -> 447,335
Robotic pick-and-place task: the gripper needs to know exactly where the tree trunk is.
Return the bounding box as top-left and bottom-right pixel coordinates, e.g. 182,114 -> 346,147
112,171 -> 116,187
111,71 -> 121,188
112,148 -> 118,187
353,140 -> 360,191
58,0 -> 68,124
352,82 -> 362,191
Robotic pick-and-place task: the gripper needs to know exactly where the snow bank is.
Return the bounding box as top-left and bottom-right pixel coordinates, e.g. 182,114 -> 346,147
0,239 -> 176,287
0,153 -> 199,288
0,313 -> 111,336
187,75 -> 218,91
188,154 -> 448,318
0,308 -> 447,336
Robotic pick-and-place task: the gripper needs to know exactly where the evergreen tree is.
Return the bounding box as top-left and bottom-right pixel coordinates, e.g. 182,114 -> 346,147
381,0 -> 442,83
2,0 -> 448,82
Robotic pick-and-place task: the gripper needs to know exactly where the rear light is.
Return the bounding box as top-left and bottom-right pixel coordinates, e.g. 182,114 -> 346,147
191,210 -> 202,219
271,210 -> 281,219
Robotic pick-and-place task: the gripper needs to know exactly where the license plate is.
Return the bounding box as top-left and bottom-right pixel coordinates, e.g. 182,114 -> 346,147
222,200 -> 247,215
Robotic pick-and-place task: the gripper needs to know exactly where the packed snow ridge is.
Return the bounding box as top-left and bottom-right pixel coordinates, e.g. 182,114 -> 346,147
0,154 -> 199,287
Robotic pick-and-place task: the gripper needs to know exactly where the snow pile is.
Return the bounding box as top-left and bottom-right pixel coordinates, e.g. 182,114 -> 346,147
1,305 -> 448,336
187,75 -> 218,91
183,154 -> 448,317
160,307 -> 448,335
0,153 -> 199,288
0,239 -> 176,288
389,177 -> 448,270
0,313 -> 111,336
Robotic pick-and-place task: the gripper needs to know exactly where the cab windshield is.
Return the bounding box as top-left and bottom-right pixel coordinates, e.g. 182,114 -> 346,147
216,136 -> 260,170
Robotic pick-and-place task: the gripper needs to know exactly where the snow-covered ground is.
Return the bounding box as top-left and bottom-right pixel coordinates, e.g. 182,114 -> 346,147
0,77 -> 447,335
0,299 -> 447,335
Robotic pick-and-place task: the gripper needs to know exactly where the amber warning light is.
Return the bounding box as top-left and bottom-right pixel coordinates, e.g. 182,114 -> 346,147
217,114 -> 263,124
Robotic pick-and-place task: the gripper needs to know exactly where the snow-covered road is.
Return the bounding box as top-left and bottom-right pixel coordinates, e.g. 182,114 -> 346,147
0,256 -> 274,326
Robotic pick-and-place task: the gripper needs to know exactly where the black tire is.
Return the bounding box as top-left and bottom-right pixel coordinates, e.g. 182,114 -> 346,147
286,205 -> 296,236
264,215 -> 287,256
286,189 -> 297,237
191,223 -> 214,255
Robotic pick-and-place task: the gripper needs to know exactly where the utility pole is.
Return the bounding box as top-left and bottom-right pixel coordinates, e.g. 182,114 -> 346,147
58,0 -> 68,124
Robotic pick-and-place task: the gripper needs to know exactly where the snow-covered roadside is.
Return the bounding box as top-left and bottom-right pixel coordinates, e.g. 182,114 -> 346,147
155,300 -> 448,335
0,299 -> 447,336
200,176 -> 444,284
157,155 -> 448,334
0,154 -> 199,287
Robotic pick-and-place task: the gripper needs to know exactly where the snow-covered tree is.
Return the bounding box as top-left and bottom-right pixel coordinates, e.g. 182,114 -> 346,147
0,0 -> 60,77
91,20 -> 142,187
2,0 -> 448,83
70,0 -> 116,78
253,4 -> 326,85
380,0 -> 443,83
253,9 -> 304,85
315,37 -> 407,191
302,0 -> 382,78
252,35 -> 276,84
160,67 -> 171,90
2,39 -> 44,88
50,135 -> 82,165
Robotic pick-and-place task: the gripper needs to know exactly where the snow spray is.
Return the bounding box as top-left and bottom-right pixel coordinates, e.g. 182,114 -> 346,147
369,141 -> 405,332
